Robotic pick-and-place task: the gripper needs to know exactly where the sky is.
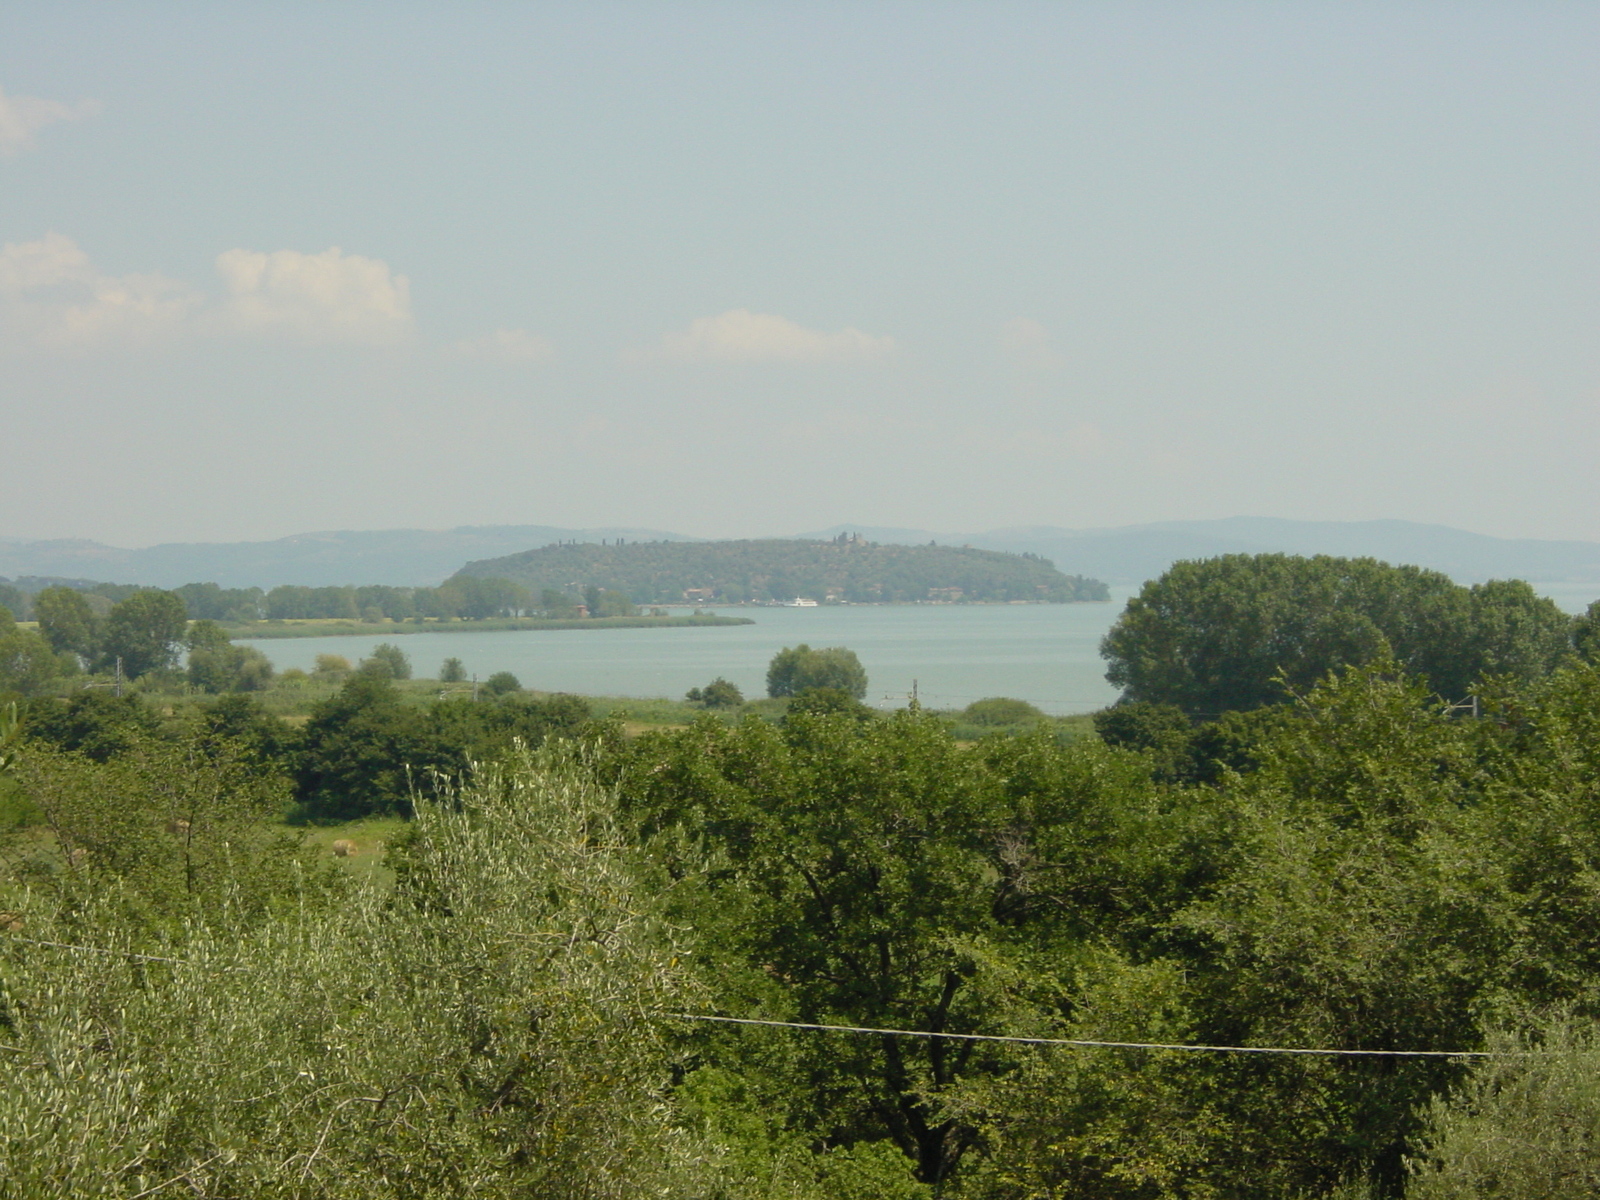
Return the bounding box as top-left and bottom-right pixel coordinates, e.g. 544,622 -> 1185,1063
3,2 -> 1599,548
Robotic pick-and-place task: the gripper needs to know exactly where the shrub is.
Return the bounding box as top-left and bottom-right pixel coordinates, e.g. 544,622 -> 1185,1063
785,686 -> 875,723
360,643 -> 411,680
688,678 -> 743,709
962,697 -> 1046,727
484,671 -> 521,697
766,644 -> 868,700
1408,1017 -> 1600,1199
0,749 -> 706,1197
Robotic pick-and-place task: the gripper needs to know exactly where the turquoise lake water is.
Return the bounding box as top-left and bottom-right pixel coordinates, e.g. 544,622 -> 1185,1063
239,590 -> 1139,715
237,581 -> 1598,716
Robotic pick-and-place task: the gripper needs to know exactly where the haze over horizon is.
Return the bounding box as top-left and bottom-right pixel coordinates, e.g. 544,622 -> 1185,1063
5,4 -> 1598,547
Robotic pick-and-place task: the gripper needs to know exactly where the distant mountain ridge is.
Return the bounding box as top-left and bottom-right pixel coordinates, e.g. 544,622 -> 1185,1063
2,518 -> 1598,591
0,527 -> 700,589
799,519 -> 1600,586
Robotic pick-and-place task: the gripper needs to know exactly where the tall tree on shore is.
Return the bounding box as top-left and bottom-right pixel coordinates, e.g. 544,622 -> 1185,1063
98,590 -> 188,679
33,587 -> 98,663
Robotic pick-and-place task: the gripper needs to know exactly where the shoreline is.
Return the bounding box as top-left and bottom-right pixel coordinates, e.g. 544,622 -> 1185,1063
221,613 -> 754,640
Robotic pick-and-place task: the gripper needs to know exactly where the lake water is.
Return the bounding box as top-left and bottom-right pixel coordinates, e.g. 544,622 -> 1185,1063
237,580 -> 1599,716
239,590 -> 1139,715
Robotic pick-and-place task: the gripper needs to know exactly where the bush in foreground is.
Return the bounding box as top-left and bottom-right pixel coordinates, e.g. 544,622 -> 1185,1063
0,748 -> 704,1199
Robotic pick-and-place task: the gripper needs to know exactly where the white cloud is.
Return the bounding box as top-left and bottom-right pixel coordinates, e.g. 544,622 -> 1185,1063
213,247 -> 412,344
444,327 -> 555,364
0,236 -> 414,353
0,85 -> 98,156
0,233 -> 199,351
642,308 -> 896,364
1000,318 -> 1065,371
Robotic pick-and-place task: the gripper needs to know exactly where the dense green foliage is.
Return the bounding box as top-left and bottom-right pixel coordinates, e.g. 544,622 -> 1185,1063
1102,554 -> 1574,713
453,535 -> 1109,604
961,696 -> 1047,726
291,675 -> 592,819
0,582 -> 29,620
0,574 -> 618,626
33,585 -> 98,660
687,677 -> 745,708
186,620 -> 275,692
359,642 -> 413,680
12,679 -> 594,823
588,662 -> 1600,1196
9,586 -> 204,690
12,574 -> 1600,1195
0,747 -> 703,1198
483,671 -> 521,696
0,619 -> 69,697
766,643 -> 870,699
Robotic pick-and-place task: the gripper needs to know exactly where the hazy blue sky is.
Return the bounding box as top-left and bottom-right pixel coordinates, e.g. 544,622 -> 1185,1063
4,2 -> 1599,546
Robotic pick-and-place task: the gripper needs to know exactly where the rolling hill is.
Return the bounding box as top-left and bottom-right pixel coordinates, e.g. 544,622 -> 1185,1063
451,537 -> 1109,604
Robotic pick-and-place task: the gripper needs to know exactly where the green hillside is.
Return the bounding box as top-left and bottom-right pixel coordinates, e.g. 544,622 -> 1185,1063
451,535 -> 1109,604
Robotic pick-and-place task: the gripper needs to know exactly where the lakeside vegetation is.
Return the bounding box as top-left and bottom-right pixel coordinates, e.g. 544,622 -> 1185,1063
6,552 -> 1600,1195
0,571 -> 701,627
453,533 -> 1111,604
219,611 -> 751,639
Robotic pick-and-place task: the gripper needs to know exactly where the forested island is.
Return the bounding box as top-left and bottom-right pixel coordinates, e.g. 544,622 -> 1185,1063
7,551 -> 1600,1196
452,533 -> 1109,604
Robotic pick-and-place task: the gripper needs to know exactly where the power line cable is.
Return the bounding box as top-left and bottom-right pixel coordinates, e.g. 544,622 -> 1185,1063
666,1013 -> 1500,1058
0,940 -> 1514,1058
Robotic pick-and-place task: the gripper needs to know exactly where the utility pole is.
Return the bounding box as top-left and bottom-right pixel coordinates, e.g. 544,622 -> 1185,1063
114,657 -> 123,698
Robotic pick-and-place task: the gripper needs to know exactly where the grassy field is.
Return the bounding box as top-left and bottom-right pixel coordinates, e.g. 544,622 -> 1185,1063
291,816 -> 409,887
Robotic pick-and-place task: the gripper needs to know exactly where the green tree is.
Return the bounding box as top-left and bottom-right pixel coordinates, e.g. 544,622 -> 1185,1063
360,642 -> 411,680
440,656 -> 467,682
0,626 -> 70,697
293,673 -> 432,819
1574,598 -> 1600,663
15,731 -> 293,910
612,712 -> 1179,1189
1101,554 -> 1569,716
0,699 -> 19,779
98,589 -> 188,679
0,583 -> 28,620
1093,699 -> 1190,751
484,670 -> 521,696
33,586 -> 98,662
186,620 -> 274,693
784,685 -> 875,722
175,581 -> 264,622
687,677 -> 743,708
540,587 -> 580,617
1461,578 -> 1573,682
0,749 -> 704,1198
962,697 -> 1046,727
443,576 -> 530,620
590,588 -> 638,618
1407,1018 -> 1600,1199
766,644 -> 869,700
22,691 -> 161,761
